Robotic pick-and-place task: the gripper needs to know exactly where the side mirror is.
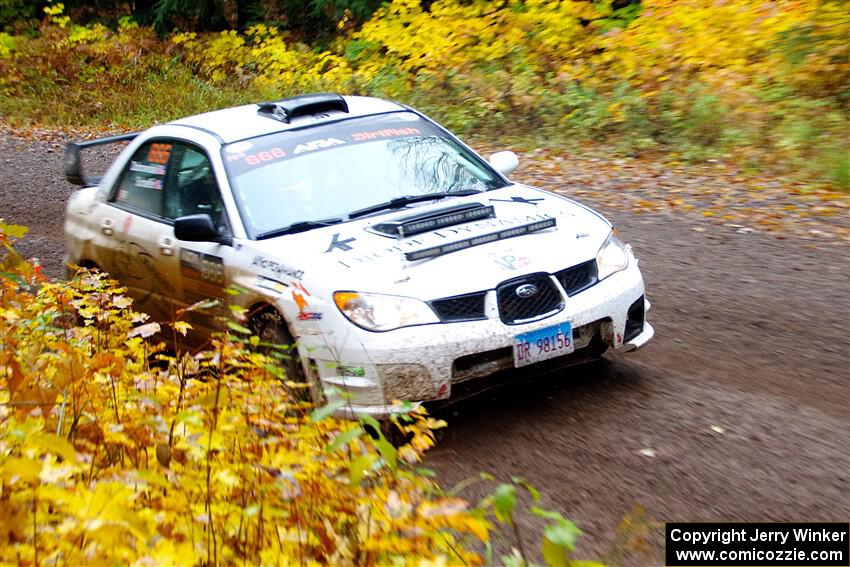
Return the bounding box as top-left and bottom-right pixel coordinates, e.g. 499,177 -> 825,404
174,214 -> 231,245
489,150 -> 519,176
64,143 -> 86,186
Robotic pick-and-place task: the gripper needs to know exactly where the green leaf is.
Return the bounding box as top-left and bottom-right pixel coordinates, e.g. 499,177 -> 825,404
179,299 -> 220,313
327,426 -> 364,453
543,518 -> 581,551
375,437 -> 397,471
0,223 -> 28,238
492,483 -> 517,524
512,476 -> 541,501
531,506 -> 566,522
349,454 -> 376,485
265,364 -> 284,379
229,304 -> 248,316
542,536 -> 569,567
309,400 -> 346,422
225,284 -> 248,296
358,414 -> 382,433
499,550 -> 525,567
415,467 -> 436,477
227,321 -> 252,334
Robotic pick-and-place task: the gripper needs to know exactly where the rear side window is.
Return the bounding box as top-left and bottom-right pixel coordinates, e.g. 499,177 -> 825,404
113,141 -> 172,216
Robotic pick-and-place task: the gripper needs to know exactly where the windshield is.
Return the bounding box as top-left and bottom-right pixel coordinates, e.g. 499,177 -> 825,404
222,112 -> 507,238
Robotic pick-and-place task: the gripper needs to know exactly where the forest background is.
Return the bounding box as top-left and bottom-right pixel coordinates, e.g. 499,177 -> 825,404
0,0 -> 847,189
0,1 -> 848,564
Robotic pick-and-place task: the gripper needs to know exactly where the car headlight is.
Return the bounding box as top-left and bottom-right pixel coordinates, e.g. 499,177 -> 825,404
596,233 -> 630,281
333,291 -> 439,332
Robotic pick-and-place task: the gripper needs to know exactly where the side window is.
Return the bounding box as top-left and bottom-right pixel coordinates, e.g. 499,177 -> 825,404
113,141 -> 172,216
164,144 -> 227,230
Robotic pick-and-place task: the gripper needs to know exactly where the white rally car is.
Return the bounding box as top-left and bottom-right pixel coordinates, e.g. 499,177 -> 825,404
64,93 -> 653,417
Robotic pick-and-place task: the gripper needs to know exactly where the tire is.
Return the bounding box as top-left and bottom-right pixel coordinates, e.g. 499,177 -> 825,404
587,334 -> 609,359
248,309 -> 312,403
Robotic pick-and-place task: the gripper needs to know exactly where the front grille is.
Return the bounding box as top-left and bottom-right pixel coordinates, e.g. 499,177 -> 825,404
555,260 -> 598,296
496,274 -> 563,325
430,291 -> 487,322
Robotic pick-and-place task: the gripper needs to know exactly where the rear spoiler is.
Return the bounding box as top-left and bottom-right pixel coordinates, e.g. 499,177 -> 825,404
64,132 -> 139,186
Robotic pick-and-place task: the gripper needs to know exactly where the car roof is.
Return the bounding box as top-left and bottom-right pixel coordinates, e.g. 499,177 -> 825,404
168,95 -> 407,144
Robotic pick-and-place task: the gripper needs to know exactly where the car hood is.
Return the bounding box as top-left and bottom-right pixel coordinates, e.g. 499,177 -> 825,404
248,185 -> 611,299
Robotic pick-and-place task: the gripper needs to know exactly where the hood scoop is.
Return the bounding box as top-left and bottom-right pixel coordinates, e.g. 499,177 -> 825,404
371,202 -> 495,238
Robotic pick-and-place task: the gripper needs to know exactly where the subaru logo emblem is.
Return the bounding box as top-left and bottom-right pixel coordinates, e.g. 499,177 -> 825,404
516,284 -> 538,298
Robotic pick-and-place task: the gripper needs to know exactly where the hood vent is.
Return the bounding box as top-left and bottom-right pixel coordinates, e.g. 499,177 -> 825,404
372,202 -> 495,238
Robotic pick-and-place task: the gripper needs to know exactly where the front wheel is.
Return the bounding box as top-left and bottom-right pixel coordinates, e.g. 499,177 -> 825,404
248,309 -> 313,404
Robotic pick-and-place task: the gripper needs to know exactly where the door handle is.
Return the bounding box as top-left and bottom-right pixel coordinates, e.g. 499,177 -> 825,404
101,218 -> 114,236
159,236 -> 174,256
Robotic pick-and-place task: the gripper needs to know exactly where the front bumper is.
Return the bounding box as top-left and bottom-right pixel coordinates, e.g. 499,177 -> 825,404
297,261 -> 652,418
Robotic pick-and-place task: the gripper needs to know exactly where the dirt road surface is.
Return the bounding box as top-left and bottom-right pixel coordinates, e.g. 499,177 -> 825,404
2,130 -> 848,564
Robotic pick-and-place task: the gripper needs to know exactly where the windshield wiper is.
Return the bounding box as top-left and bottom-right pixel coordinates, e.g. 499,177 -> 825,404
348,189 -> 483,220
255,218 -> 343,239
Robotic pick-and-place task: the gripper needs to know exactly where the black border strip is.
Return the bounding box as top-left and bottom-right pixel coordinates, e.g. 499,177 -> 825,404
398,205 -> 495,238
405,217 -> 557,261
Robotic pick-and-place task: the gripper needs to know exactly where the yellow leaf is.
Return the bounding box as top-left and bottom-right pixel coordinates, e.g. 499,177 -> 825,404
173,321 -> 192,336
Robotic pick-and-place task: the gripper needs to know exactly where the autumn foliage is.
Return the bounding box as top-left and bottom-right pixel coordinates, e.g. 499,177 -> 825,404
0,0 -> 847,188
0,222 -> 600,566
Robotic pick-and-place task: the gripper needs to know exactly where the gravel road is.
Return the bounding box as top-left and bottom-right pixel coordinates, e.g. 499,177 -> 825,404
2,130 -> 848,564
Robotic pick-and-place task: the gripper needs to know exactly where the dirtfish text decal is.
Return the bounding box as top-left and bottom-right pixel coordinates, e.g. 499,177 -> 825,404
251,256 -> 304,279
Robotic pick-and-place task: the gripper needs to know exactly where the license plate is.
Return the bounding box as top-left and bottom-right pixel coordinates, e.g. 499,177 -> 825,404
513,322 -> 574,368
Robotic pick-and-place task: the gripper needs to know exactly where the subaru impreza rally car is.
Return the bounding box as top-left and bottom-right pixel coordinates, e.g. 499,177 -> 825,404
64,93 -> 653,417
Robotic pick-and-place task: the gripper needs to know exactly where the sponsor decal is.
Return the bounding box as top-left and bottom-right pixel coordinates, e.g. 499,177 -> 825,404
251,256 -> 304,279
291,282 -> 321,321
129,161 -> 166,175
490,196 -> 545,206
324,232 -> 356,253
180,249 -> 225,285
122,215 -> 133,233
576,232 -> 590,239
293,137 -> 345,154
351,127 -> 421,141
256,277 -> 288,295
134,177 -> 163,190
297,311 -> 322,321
245,147 -> 286,165
290,281 -> 311,312
224,115 -> 438,177
146,143 -> 172,165
493,251 -> 531,271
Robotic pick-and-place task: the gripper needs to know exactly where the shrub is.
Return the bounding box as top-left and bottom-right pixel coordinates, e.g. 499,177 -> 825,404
0,223 -> 597,565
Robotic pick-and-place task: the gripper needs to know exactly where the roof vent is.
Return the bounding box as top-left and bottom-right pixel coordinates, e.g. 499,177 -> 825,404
257,93 -> 349,123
